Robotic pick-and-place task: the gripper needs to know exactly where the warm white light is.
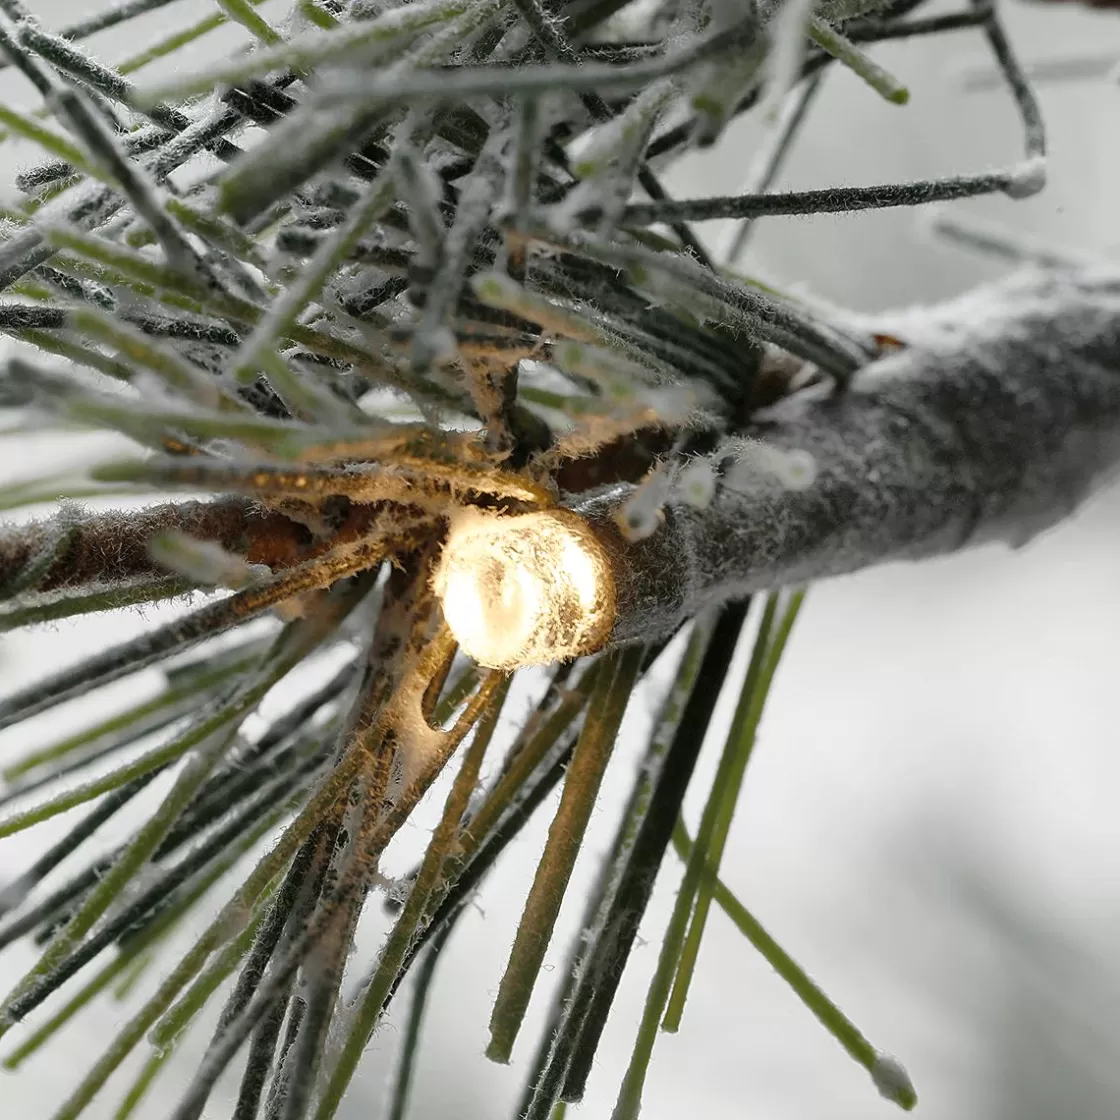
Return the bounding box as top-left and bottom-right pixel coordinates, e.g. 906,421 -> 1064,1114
433,508 -> 615,671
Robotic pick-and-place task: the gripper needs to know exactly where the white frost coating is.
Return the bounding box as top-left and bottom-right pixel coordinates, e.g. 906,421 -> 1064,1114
548,179 -> 607,237
433,508 -> 615,670
390,679 -> 448,789
422,324 -> 460,366
552,339 -> 648,403
871,1052 -> 916,1107
395,145 -> 445,219
1003,155 -> 1047,200
616,463 -> 675,541
676,457 -> 717,508
728,438 -> 818,491
849,265 -> 1109,354
760,0 -> 810,121
570,79 -> 676,179
147,529 -> 268,588
647,385 -> 707,426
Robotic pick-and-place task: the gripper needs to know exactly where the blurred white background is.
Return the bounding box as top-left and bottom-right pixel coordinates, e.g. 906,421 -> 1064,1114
2,2 -> 1120,1118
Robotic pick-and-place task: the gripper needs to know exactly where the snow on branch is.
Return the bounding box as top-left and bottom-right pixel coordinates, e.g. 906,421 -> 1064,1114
589,268 -> 1120,644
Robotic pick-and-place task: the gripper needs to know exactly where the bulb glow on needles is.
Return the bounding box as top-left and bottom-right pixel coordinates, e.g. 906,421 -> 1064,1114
433,508 -> 615,670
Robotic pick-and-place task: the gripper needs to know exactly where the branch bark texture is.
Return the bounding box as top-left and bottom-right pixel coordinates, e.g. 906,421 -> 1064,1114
0,498 -> 380,597
579,269 -> 1120,647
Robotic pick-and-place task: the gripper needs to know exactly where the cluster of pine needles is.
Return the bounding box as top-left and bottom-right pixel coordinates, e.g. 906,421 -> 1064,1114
0,0 -> 1052,1116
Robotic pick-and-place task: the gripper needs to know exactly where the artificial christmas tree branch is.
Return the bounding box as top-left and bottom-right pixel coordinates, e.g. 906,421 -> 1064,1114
0,0 -> 1115,1117
433,267 -> 1120,665
576,268 -> 1120,648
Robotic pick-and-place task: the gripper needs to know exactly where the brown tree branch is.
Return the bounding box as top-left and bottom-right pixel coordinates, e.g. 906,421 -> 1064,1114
0,499 -> 385,598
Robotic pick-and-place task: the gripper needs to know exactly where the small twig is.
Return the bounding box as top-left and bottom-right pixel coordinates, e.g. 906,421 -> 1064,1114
723,72 -> 825,265
671,818 -> 917,1109
630,2 -> 1045,224
0,0 -> 186,75
927,208 -> 1104,270
618,171 -> 1037,224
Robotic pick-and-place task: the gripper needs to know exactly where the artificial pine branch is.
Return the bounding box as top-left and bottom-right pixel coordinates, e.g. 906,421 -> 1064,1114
577,268 -> 1120,649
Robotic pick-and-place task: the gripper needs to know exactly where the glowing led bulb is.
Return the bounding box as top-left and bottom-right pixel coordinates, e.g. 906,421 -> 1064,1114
433,508 -> 615,671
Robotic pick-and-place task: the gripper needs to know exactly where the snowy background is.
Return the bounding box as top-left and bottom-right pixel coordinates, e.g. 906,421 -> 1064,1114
3,2 -> 1120,1118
